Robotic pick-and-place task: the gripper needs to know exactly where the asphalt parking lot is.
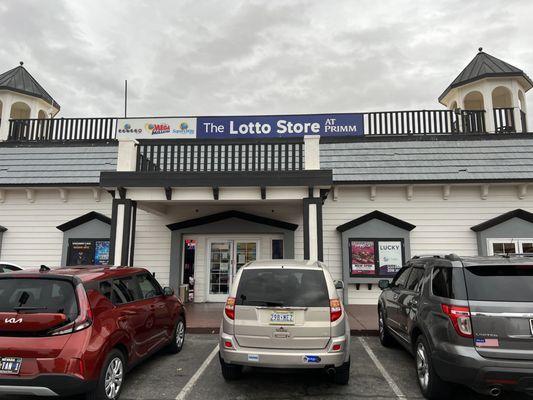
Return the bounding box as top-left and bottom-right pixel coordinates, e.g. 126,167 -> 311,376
1,334 -> 526,400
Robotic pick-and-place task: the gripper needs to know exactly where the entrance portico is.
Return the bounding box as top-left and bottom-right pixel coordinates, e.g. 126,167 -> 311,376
101,136 -> 332,301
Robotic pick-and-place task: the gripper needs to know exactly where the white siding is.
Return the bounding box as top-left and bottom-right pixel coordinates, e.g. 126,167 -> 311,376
0,189 -> 112,267
323,185 -> 533,305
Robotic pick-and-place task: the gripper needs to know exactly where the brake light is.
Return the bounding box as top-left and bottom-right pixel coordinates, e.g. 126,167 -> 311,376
330,299 -> 342,322
441,304 -> 472,338
49,284 -> 93,336
331,343 -> 342,352
225,297 -> 236,320
224,340 -> 233,349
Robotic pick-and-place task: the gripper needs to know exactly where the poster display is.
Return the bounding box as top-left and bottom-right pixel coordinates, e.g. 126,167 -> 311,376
348,238 -> 405,277
69,241 -> 93,265
94,240 -> 110,265
378,241 -> 403,276
350,240 -> 376,276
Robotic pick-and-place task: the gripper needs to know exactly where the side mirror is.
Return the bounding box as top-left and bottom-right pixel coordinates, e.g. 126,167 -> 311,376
163,287 -> 174,296
378,280 -> 390,290
334,280 -> 344,290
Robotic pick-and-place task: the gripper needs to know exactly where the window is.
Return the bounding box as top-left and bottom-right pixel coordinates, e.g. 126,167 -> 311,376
349,238 -> 404,277
98,281 -> 113,301
487,238 -> 533,256
392,267 -> 411,288
67,239 -> 110,266
137,274 -> 162,299
464,265 -> 533,302
111,277 -> 139,304
432,267 -> 454,298
272,239 -> 284,259
236,269 -> 329,307
406,267 -> 425,291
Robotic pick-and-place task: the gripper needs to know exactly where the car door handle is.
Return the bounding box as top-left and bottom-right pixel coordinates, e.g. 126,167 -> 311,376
408,299 -> 418,307
120,310 -> 137,316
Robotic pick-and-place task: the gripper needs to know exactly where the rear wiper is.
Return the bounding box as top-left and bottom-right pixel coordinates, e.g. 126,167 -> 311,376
13,306 -> 48,312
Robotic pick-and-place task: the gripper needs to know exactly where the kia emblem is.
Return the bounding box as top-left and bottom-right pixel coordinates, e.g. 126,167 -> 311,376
4,317 -> 22,324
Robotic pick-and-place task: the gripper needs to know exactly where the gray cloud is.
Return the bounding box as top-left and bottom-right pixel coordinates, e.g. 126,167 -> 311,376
1,0 -> 532,121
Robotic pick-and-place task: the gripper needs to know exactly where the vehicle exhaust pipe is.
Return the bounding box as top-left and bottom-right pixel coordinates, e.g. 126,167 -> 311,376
488,386 -> 502,397
326,367 -> 336,376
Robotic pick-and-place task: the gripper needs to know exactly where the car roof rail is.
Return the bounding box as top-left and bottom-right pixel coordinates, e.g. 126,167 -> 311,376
445,253 -> 461,261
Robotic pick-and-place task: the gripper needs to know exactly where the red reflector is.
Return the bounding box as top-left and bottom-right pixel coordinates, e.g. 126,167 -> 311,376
332,344 -> 341,351
224,340 -> 233,348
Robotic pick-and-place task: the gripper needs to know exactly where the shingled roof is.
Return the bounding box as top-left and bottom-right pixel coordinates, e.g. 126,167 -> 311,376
439,50 -> 533,102
0,63 -> 60,110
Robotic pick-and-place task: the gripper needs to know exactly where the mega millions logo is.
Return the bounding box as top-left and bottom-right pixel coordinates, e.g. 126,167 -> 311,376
146,123 -> 171,135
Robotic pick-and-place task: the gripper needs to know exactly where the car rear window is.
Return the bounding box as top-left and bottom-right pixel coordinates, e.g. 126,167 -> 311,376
236,268 -> 329,307
431,266 -> 467,300
464,265 -> 533,302
0,278 -> 78,321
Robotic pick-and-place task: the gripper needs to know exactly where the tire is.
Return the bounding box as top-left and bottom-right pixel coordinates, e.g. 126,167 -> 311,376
167,317 -> 186,354
334,358 -> 350,385
219,352 -> 243,381
414,335 -> 452,400
378,307 -> 395,347
85,349 -> 126,400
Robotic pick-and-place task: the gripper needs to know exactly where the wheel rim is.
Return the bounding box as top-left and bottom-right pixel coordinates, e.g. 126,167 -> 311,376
378,310 -> 384,339
416,342 -> 430,391
176,321 -> 185,348
104,357 -> 123,399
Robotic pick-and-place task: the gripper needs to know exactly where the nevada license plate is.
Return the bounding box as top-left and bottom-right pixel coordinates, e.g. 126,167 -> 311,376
270,311 -> 295,325
0,357 -> 21,374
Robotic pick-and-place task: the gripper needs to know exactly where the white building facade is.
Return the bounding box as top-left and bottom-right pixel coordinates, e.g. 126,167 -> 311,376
1,51 -> 533,305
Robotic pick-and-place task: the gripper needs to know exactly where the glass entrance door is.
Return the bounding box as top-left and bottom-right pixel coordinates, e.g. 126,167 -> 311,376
207,239 -> 259,302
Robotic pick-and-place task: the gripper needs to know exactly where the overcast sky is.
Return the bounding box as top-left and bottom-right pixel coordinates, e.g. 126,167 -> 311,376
1,0 -> 533,118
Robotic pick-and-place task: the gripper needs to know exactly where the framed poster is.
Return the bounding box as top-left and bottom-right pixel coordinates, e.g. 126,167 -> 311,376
378,241 -> 403,276
348,238 -> 405,277
68,241 -> 93,266
94,240 -> 110,265
349,240 -> 376,276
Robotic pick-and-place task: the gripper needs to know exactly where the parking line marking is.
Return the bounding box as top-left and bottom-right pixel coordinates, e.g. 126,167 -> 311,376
359,337 -> 406,399
175,344 -> 219,400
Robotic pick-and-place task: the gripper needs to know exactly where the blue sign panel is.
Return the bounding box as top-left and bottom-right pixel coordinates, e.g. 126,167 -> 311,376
197,113 -> 363,138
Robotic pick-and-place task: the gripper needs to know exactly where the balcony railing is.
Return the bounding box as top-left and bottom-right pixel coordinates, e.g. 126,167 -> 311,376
493,107 -> 516,133
136,138 -> 304,172
4,109 -> 500,143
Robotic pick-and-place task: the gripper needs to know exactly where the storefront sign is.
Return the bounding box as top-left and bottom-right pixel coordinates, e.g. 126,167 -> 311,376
197,114 -> 363,138
116,118 -> 197,139
116,113 -> 363,139
350,240 -> 376,276
378,241 -> 403,276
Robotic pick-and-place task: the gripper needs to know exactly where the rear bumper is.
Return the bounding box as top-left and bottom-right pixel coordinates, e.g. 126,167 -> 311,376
0,374 -> 96,396
219,332 -> 348,368
432,347 -> 533,395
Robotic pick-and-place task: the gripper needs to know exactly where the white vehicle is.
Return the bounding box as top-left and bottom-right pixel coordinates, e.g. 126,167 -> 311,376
0,262 -> 22,272
219,260 -> 350,384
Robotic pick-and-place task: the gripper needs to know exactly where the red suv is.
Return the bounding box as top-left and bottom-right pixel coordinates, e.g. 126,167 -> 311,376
0,265 -> 186,399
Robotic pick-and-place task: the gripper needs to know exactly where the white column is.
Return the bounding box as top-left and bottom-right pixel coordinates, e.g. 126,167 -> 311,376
113,203 -> 125,266
117,138 -> 139,171
511,81 -> 523,133
308,203 -> 318,260
304,135 -> 320,170
0,95 -> 13,141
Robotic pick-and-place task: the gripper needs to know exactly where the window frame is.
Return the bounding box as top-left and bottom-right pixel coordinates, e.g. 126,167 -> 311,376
405,266 -> 426,292
391,266 -> 412,289
136,272 -> 163,300
486,238 -> 533,255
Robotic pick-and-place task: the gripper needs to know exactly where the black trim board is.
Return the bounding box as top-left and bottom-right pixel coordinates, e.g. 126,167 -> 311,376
337,210 -> 416,232
100,170 -> 333,188
56,211 -> 111,232
167,210 -> 298,231
320,132 -> 533,144
471,209 -> 533,232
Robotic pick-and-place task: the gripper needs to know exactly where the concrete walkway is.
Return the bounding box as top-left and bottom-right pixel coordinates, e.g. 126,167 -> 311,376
184,303 -> 378,335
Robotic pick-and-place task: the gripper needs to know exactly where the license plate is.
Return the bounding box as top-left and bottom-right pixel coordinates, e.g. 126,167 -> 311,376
0,357 -> 21,375
270,311 -> 294,325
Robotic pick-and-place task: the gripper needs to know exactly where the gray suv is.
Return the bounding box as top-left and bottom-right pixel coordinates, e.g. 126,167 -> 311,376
219,260 -> 350,384
378,254 -> 533,399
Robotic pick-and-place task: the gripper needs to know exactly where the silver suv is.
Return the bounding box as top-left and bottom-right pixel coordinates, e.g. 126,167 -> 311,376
219,260 -> 350,384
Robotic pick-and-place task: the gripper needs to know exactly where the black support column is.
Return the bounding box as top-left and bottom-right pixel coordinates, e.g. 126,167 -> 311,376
109,198 -> 137,266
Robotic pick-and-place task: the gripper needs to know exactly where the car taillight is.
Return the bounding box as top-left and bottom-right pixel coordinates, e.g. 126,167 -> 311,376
225,297 -> 236,320
330,299 -> 342,322
441,304 -> 472,338
49,284 -> 93,336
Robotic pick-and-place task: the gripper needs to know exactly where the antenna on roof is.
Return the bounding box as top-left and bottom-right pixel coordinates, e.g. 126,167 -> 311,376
478,47 -> 483,52
39,264 -> 51,272
19,61 -> 24,66
124,80 -> 128,118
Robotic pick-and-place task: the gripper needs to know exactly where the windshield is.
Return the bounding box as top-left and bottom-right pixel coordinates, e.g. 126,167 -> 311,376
236,268 -> 329,307
0,278 -> 78,320
464,265 -> 533,302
